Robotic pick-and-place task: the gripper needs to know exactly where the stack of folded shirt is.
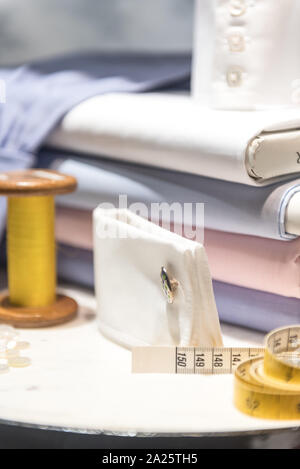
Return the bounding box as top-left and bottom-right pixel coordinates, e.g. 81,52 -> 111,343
1,53 -> 300,332
39,90 -> 300,332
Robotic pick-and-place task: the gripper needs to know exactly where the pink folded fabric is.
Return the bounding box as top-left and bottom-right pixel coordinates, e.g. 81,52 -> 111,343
204,230 -> 300,300
56,207 -> 93,250
55,207 -> 300,299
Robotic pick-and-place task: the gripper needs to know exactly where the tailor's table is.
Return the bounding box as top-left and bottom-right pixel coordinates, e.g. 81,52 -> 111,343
0,285 -> 299,449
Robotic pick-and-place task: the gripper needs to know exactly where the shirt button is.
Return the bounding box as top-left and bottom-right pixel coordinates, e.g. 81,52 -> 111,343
227,68 -> 243,87
228,33 -> 245,52
229,0 -> 247,17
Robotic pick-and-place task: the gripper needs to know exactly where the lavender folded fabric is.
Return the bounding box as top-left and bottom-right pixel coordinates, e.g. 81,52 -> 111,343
0,53 -> 190,235
0,54 -> 190,164
56,244 -> 300,333
57,245 -> 94,289
213,282 -> 300,333
44,152 -> 300,241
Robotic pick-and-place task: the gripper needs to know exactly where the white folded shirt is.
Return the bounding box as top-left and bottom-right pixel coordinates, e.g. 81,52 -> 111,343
47,93 -> 300,186
193,0 -> 300,111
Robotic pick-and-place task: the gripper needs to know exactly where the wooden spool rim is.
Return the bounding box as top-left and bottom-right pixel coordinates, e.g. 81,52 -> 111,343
0,169 -> 77,196
0,293 -> 78,328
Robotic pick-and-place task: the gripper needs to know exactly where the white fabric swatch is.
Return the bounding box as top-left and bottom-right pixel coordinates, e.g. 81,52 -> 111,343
93,208 -> 223,349
47,93 -> 300,185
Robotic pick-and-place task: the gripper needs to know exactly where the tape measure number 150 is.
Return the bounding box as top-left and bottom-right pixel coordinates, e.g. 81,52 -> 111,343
132,346 -> 264,375
133,326 -> 300,421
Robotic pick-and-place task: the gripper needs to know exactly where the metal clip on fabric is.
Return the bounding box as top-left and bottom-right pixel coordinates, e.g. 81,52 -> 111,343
0,169 -> 78,328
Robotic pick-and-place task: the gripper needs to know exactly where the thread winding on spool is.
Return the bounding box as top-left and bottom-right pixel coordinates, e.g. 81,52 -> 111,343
0,169 -> 78,328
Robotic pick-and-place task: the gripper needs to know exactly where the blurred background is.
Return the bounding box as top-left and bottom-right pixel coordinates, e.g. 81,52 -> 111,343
0,0 -> 194,65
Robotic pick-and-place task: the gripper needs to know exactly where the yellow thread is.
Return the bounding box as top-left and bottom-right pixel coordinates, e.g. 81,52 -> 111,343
7,196 -> 56,307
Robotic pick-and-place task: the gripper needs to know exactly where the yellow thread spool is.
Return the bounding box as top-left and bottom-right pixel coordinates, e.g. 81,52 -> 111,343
8,196 -> 56,307
0,169 -> 78,328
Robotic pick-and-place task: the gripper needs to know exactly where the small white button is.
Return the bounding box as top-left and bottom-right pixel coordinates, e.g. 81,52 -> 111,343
227,68 -> 243,87
229,0 -> 247,17
228,33 -> 245,52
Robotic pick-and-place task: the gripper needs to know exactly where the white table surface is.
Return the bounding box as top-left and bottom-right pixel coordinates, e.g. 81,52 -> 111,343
0,285 -> 299,438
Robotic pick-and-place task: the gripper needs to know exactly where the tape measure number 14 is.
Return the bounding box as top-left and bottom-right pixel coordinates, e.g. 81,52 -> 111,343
132,326 -> 300,421
132,346 -> 264,375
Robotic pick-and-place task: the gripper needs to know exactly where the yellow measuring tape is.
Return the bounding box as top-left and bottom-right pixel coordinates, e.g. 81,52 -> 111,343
133,326 -> 300,420
235,326 -> 300,420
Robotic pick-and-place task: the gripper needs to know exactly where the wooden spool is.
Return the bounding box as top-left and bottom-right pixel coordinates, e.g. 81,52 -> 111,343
0,169 -> 78,328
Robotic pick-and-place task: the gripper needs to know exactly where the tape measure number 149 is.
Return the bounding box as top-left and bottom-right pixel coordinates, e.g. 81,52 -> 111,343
132,326 -> 300,421
132,346 -> 264,375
